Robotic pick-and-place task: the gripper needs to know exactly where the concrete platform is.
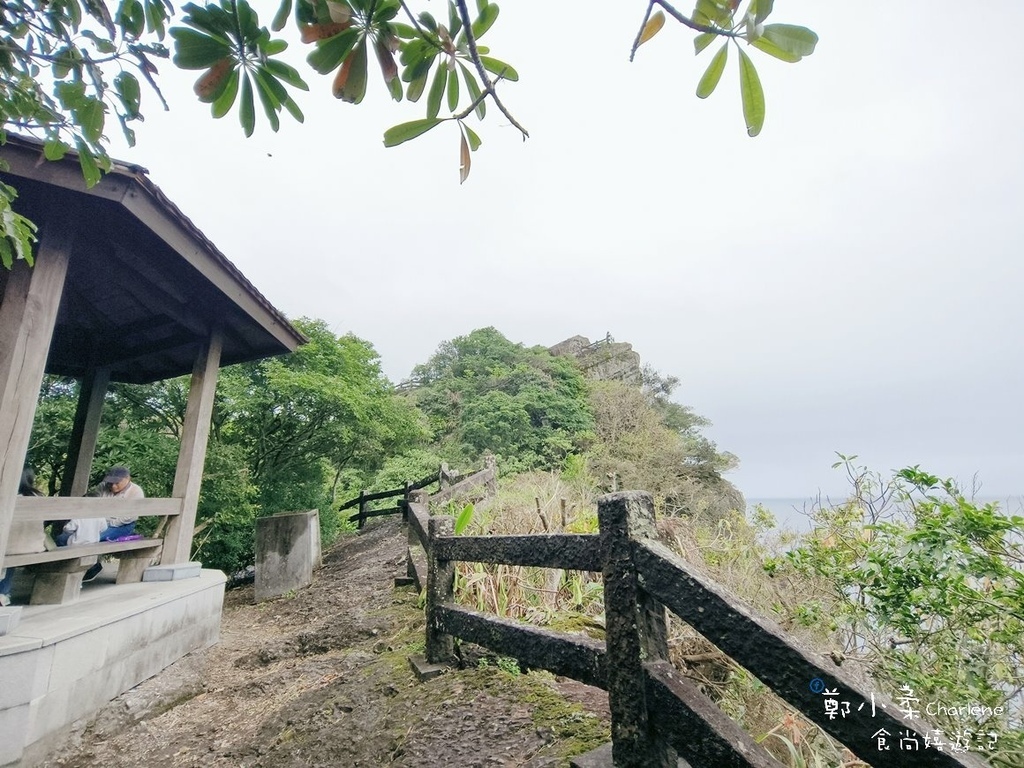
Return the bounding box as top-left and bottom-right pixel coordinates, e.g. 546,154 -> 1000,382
0,565 -> 226,767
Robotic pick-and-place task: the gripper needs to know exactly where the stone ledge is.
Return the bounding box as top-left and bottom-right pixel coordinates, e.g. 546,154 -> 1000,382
569,743 -> 691,768
408,654 -> 451,682
0,608 -> 21,637
143,562 -> 202,582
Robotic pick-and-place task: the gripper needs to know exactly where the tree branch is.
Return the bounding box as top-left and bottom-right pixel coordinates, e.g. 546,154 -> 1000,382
652,0 -> 741,38
453,0 -> 528,140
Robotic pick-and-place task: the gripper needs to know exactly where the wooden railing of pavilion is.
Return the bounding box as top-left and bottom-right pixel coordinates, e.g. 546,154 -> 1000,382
403,489 -> 988,768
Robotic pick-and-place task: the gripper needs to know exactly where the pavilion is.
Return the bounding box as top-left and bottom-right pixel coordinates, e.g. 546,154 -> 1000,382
0,135 -> 305,766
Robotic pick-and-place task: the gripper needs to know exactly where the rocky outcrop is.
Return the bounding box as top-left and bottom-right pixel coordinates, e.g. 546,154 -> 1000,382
549,334 -> 642,385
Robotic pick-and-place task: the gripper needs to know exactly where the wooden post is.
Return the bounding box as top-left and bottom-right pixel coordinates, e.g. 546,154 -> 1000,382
0,223 -> 75,571
598,491 -> 674,768
358,489 -> 367,529
161,329 -> 222,565
61,366 -> 111,496
425,514 -> 455,663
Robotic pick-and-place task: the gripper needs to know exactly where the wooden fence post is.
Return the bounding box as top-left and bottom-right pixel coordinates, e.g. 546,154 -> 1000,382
598,490 -> 674,768
358,489 -> 367,529
426,514 -> 455,663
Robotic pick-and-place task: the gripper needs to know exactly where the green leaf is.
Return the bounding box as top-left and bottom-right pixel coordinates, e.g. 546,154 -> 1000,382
253,70 -> 281,132
418,11 -> 437,33
387,74 -> 403,101
761,24 -> 817,57
306,27 -> 359,75
426,61 -> 446,119
470,2 -> 498,40
696,42 -> 727,98
750,36 -> 801,63
117,0 -> 146,37
43,139 -> 70,161
77,98 -> 105,143
479,56 -> 517,81
170,27 -> 231,69
459,62 -> 485,119
211,67 -> 239,117
446,66 -> 459,112
81,30 -> 117,54
76,142 -> 101,187
114,71 -> 141,117
263,38 -> 288,56
693,32 -> 717,55
383,117 -> 443,147
737,48 -> 764,137
753,0 -> 774,24
282,95 -> 304,123
239,71 -> 255,137
265,58 -> 309,90
337,38 -> 368,103
407,68 -> 429,102
271,0 -> 291,30
454,503 -> 474,534
463,122 -> 481,151
694,0 -> 731,27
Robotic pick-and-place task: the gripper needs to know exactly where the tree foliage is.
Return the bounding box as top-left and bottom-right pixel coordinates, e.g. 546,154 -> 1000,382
0,0 -> 816,258
408,327 -> 593,471
773,458 -> 1024,767
588,376 -> 742,517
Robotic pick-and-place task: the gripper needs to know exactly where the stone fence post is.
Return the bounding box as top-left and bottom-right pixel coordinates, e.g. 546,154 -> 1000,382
597,491 -> 675,768
425,514 -> 455,663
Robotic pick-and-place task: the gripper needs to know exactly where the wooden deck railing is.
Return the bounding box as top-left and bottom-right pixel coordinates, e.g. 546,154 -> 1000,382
405,489 -> 988,768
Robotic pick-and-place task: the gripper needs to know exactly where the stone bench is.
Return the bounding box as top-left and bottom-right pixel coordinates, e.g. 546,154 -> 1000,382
4,538 -> 163,604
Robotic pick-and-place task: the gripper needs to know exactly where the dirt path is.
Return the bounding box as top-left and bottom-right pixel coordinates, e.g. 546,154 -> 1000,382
39,518 -> 610,768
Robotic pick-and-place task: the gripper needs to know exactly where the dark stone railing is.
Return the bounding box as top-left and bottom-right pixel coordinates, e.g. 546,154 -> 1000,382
407,490 -> 988,768
340,458 -> 497,529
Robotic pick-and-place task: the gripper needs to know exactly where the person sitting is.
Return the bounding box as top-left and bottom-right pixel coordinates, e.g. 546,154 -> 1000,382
84,465 -> 145,582
54,465 -> 145,582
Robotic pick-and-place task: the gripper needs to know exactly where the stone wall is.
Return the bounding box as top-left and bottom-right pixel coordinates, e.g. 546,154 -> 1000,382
548,335 -> 642,385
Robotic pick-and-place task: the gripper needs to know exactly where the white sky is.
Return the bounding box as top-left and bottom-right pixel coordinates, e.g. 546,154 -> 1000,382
106,1 -> 1024,498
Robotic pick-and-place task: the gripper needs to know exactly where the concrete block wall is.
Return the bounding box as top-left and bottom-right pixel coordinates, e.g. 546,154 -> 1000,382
0,570 -> 226,766
255,510 -> 319,601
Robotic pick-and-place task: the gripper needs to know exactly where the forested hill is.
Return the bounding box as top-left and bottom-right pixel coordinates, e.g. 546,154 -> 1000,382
392,327 -> 743,516
26,322 -> 742,575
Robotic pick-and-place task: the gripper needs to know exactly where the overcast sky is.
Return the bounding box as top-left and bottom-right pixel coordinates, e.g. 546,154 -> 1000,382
106,1 -> 1024,499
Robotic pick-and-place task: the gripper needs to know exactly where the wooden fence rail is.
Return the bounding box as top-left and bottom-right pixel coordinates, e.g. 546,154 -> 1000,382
404,489 -> 987,768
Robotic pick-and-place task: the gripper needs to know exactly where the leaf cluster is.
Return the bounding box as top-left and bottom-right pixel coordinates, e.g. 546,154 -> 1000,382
0,0 -> 819,261
407,327 -> 594,471
779,461 -> 1024,766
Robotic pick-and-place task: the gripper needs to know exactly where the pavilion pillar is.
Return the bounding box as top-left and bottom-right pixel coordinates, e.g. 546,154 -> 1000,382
161,328 -> 222,565
61,366 -> 111,497
0,225 -> 75,570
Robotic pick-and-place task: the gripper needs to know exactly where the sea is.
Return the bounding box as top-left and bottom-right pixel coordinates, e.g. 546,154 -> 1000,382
745,495 -> 1024,534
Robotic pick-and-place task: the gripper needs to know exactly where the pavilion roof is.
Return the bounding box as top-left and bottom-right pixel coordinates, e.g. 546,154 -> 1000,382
0,135 -> 306,383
